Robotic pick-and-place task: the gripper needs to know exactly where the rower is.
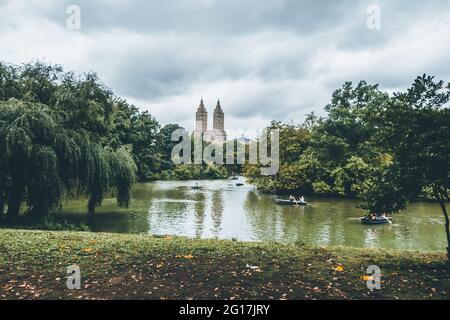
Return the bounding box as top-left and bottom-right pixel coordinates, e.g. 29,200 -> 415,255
289,195 -> 300,206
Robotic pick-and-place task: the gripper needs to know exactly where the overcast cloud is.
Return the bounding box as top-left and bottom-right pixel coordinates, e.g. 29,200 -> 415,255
0,0 -> 449,132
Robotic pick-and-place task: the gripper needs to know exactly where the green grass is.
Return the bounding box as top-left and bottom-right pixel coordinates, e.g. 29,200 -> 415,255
0,229 -> 449,300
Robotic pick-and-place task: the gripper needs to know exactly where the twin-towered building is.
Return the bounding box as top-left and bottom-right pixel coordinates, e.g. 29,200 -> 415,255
194,98 -> 227,143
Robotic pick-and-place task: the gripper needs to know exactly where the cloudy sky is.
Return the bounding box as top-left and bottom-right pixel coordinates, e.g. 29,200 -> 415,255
0,0 -> 449,133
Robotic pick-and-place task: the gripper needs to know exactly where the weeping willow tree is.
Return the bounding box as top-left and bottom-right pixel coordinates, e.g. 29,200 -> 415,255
80,144 -> 136,214
0,99 -> 137,222
109,147 -> 137,208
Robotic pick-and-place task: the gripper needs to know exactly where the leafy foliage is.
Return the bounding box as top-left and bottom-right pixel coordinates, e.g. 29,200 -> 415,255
0,62 -> 168,220
244,81 -> 389,196
374,75 -> 450,259
157,164 -> 228,180
0,98 -> 138,220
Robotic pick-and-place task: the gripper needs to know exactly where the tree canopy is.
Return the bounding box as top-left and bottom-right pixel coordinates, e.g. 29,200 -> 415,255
0,61 -> 176,222
244,80 -> 390,197
375,75 -> 450,260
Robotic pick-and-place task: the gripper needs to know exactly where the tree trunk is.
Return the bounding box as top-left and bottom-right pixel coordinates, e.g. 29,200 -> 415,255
87,196 -> 97,229
6,183 -> 24,223
0,193 -> 5,221
433,184 -> 450,266
88,195 -> 97,215
437,198 -> 450,266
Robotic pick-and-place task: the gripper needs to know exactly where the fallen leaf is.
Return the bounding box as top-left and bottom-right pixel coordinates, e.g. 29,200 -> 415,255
361,275 -> 373,281
334,265 -> 344,272
176,254 -> 194,259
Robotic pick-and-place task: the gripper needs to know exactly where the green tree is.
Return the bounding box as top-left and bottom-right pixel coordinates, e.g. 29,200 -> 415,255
358,165 -> 407,215
110,104 -> 160,181
158,123 -> 183,171
0,63 -> 21,101
53,72 -> 114,139
244,82 -> 387,196
0,99 -> 137,221
376,75 -> 450,262
128,111 -> 161,181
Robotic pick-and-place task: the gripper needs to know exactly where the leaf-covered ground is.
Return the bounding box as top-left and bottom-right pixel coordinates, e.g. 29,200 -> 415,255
0,229 -> 449,300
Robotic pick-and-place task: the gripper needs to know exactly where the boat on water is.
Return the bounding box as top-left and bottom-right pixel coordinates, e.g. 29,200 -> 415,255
191,183 -> 202,190
230,176 -> 239,180
236,183 -> 244,186
275,199 -> 307,206
360,216 -> 391,225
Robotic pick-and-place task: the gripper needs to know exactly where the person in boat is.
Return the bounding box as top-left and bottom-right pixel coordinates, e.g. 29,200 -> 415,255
288,195 -> 301,206
370,213 -> 386,220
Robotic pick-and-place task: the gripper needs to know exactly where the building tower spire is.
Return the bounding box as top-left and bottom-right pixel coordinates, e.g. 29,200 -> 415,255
194,98 -> 227,143
195,98 -> 207,133
213,98 -> 224,132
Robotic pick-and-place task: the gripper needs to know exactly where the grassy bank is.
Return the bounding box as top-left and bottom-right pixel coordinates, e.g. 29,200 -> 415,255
0,229 -> 449,300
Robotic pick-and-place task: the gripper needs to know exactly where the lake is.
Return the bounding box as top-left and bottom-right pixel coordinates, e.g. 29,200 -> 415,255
59,179 -> 448,251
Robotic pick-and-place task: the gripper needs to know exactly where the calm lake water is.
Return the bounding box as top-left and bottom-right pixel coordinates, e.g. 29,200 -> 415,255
59,179 -> 447,251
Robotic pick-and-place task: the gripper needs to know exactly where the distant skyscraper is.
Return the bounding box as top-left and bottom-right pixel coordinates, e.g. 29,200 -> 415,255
195,98 -> 207,133
213,99 -> 224,132
194,98 -> 227,143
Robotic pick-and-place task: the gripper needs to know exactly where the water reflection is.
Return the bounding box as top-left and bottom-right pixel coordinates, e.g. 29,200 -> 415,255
193,191 -> 205,238
56,180 -> 448,251
211,191 -> 223,237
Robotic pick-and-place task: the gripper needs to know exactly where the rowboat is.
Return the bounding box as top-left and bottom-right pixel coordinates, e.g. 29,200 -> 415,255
360,217 -> 391,225
275,199 -> 307,206
191,185 -> 202,190
236,183 -> 244,186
